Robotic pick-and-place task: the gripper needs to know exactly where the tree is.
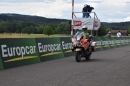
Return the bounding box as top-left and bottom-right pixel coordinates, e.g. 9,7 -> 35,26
0,22 -> 8,33
55,22 -> 70,34
28,25 -> 37,34
128,27 -> 130,34
37,25 -> 44,34
21,27 -> 28,33
106,28 -> 112,33
43,25 -> 54,36
98,23 -> 107,36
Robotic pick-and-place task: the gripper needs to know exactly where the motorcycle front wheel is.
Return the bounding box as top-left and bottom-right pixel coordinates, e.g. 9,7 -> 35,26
85,55 -> 90,60
85,52 -> 92,60
75,51 -> 81,62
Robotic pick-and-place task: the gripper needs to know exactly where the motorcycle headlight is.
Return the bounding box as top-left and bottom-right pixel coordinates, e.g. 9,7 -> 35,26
73,42 -> 77,45
75,41 -> 81,46
76,41 -> 80,45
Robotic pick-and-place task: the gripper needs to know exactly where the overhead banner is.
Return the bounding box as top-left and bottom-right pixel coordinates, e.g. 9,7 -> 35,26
35,38 -> 64,62
92,37 -> 103,51
0,38 -> 40,69
73,18 -> 100,30
60,37 -> 74,57
100,37 -> 110,50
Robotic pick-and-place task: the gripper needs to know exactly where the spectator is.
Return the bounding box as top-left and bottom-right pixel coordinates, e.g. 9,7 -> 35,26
87,5 -> 94,17
106,32 -> 111,39
117,31 -> 121,37
82,4 -> 89,18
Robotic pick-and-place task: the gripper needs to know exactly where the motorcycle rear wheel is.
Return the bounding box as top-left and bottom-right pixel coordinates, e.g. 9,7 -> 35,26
75,52 -> 81,62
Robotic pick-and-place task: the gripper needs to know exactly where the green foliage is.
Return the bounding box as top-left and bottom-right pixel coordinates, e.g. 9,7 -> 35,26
128,27 -> 130,33
43,25 -> 54,36
98,23 -> 107,36
0,13 -> 71,34
106,28 -> 112,33
37,26 -> 44,34
1,13 -> 130,35
55,21 -> 70,34
0,13 -> 69,25
103,22 -> 130,30
28,25 -> 37,34
22,27 -> 28,33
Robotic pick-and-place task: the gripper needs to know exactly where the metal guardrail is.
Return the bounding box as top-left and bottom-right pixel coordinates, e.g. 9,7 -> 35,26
73,12 -> 98,19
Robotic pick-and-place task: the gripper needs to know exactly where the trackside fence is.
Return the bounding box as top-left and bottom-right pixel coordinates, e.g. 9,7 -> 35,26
0,37 -> 130,70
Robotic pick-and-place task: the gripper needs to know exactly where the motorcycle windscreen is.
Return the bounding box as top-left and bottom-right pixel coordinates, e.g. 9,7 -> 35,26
77,34 -> 82,41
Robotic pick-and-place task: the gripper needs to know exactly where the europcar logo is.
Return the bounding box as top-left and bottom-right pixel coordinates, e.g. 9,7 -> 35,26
61,41 -> 73,53
95,41 -> 102,46
38,43 -> 62,56
74,21 -> 82,26
1,44 -> 37,62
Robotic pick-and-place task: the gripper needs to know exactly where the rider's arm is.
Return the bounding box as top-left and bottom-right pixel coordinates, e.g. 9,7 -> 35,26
81,32 -> 86,38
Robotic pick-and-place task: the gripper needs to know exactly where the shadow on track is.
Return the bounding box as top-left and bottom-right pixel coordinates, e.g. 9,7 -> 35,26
80,58 -> 112,63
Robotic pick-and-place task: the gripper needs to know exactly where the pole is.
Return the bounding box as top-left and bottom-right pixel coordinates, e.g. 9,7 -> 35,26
71,0 -> 74,36
92,12 -> 96,37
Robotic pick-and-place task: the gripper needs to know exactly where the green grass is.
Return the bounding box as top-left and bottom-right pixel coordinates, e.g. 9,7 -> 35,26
0,33 -> 129,38
0,33 -> 71,38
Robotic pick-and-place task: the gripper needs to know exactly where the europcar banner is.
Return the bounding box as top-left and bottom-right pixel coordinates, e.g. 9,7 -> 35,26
0,56 -> 4,70
92,37 -> 103,51
127,37 -> 130,43
100,37 -> 110,50
113,37 -> 122,47
60,37 -> 74,57
122,37 -> 130,46
120,37 -> 126,46
124,37 -> 130,45
126,37 -> 130,45
0,38 -> 40,69
35,38 -> 64,62
108,37 -> 116,48
73,18 -> 100,30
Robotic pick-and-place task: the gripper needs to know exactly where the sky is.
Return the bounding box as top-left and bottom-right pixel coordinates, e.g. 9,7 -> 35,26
0,0 -> 130,22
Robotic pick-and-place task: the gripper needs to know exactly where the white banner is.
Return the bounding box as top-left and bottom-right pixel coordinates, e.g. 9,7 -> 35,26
73,18 -> 100,30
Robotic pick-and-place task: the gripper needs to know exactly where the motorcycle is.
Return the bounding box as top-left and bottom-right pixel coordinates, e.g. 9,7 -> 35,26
71,30 -> 96,62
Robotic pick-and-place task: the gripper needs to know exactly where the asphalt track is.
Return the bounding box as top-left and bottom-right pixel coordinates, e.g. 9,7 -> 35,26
0,46 -> 130,86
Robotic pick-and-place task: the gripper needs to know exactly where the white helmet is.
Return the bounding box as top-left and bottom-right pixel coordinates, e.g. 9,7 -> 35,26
82,26 -> 87,29
82,26 -> 86,28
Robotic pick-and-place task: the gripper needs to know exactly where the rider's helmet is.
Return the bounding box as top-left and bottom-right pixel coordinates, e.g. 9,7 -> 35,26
82,26 -> 88,31
76,29 -> 80,32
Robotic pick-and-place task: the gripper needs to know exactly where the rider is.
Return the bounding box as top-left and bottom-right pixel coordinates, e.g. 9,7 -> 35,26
81,26 -> 90,39
81,26 -> 92,51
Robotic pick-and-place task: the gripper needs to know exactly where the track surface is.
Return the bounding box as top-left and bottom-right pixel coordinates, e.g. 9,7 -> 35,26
0,46 -> 130,86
